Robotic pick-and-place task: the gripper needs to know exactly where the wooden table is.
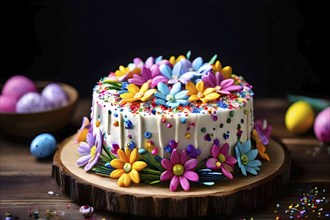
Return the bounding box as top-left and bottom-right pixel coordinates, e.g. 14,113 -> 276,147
1,98 -> 329,219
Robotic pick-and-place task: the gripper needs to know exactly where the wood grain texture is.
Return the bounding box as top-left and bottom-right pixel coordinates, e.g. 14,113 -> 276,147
52,135 -> 291,218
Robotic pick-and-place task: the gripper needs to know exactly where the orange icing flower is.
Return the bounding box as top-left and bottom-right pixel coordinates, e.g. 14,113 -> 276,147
186,81 -> 220,103
212,60 -> 233,79
252,129 -> 270,161
110,147 -> 147,187
74,116 -> 90,144
120,82 -> 156,104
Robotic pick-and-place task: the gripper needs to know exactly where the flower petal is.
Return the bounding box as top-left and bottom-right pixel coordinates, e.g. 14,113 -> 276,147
160,64 -> 172,79
157,82 -> 170,95
117,149 -> 129,163
179,72 -> 195,84
170,82 -> 182,96
155,99 -> 167,106
186,81 -> 197,95
118,173 -> 131,187
174,90 -> 188,100
183,171 -> 199,182
170,175 -> 179,191
192,57 -> 203,70
171,149 -> 180,165
211,144 -> 220,158
245,166 -> 258,175
160,170 -> 174,181
221,166 -> 233,180
172,61 -> 182,77
184,159 -> 198,171
246,149 -> 258,161
179,176 -> 190,191
110,169 -> 124,179
242,140 -> 252,153
180,150 -> 188,164
78,142 -> 91,155
225,156 -> 237,165
154,92 -> 166,100
129,169 -> 140,183
77,155 -> 90,167
120,92 -> 134,99
132,161 -> 147,171
141,89 -> 156,102
196,81 -> 204,93
247,159 -> 262,167
220,143 -> 229,155
206,158 -> 219,170
161,158 -> 173,170
201,93 -> 220,103
110,158 -> 125,169
129,148 -> 138,164
140,82 -> 150,93
127,84 -> 139,94
203,88 -> 216,96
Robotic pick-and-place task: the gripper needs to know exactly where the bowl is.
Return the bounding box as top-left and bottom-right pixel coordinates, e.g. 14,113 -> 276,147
0,81 -> 79,138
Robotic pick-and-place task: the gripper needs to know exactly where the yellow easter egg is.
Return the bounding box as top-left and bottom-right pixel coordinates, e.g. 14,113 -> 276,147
285,101 -> 315,134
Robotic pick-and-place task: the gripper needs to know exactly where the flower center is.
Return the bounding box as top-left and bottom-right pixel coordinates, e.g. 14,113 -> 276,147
215,85 -> 221,92
134,91 -> 144,99
173,164 -> 184,176
217,153 -> 226,163
123,163 -> 132,173
241,154 -> 249,165
166,94 -> 175,102
197,92 -> 204,98
90,146 -> 97,158
216,161 -> 221,167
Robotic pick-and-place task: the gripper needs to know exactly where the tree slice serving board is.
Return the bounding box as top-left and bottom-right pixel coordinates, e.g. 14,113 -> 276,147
52,136 -> 291,218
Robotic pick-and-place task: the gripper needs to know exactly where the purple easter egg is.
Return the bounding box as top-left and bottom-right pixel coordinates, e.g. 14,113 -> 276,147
0,95 -> 18,113
16,92 -> 52,113
314,107 -> 330,143
41,83 -> 68,109
1,75 -> 37,100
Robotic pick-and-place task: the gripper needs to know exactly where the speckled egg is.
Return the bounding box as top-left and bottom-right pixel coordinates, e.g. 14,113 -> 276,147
285,101 -> 315,135
30,133 -> 57,158
16,92 -> 52,113
41,83 -> 68,109
1,75 -> 37,100
0,95 -> 18,113
314,107 -> 330,143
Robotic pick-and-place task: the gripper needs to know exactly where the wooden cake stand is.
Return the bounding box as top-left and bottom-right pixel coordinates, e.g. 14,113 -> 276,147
52,136 -> 291,218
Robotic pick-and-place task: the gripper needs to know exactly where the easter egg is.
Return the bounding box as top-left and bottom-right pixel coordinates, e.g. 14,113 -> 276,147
30,133 -> 57,158
16,92 -> 52,113
41,83 -> 69,109
0,95 -> 18,112
314,107 -> 330,143
285,101 -> 315,135
1,75 -> 37,100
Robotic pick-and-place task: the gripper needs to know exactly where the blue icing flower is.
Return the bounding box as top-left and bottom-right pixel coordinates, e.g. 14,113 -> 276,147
118,81 -> 129,95
235,140 -> 262,176
124,119 -> 133,129
159,61 -> 196,85
154,82 -> 188,108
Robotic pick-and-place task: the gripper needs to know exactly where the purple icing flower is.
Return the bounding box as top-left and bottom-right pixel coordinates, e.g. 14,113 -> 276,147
154,82 -> 188,108
186,144 -> 201,158
206,143 -> 237,179
77,128 -> 103,171
128,65 -> 168,88
202,72 -> 242,94
254,119 -> 272,145
160,149 -> 199,191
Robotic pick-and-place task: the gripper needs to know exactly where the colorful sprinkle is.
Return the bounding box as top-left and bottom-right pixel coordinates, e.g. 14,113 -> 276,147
144,131 -> 152,139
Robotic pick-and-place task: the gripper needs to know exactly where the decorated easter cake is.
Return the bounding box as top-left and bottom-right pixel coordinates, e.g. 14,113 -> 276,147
74,52 -> 271,191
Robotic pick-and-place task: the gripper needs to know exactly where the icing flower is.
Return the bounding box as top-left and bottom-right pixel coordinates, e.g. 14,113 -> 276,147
202,72 -> 242,95
160,149 -> 199,191
110,147 -> 147,187
159,62 -> 195,85
254,119 -> 272,145
113,65 -> 141,82
128,66 -> 167,88
74,116 -> 91,143
191,56 -> 213,75
154,82 -> 188,108
212,60 -> 233,79
206,143 -> 237,179
186,144 -> 201,159
235,140 -> 262,176
186,80 -> 220,103
120,82 -> 156,104
77,128 -> 102,171
252,129 -> 270,161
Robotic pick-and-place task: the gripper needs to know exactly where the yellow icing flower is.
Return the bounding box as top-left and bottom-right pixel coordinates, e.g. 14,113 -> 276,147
186,81 -> 220,103
114,65 -> 141,81
252,129 -> 270,161
110,147 -> 147,187
120,82 -> 156,104
212,60 -> 233,79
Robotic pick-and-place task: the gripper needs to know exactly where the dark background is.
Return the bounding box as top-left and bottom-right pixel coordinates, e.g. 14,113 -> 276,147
0,0 -> 328,99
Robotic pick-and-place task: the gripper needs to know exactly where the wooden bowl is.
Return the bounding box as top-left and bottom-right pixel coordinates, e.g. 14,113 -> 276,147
0,81 -> 79,138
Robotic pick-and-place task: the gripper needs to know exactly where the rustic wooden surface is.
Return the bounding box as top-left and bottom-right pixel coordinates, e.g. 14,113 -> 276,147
1,98 -> 330,219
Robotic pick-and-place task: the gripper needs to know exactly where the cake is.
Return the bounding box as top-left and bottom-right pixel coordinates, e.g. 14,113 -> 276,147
74,51 -> 271,191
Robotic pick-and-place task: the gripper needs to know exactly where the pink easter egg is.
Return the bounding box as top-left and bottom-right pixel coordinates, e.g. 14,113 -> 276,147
41,83 -> 68,108
0,95 -> 18,113
1,75 -> 37,100
314,107 -> 330,143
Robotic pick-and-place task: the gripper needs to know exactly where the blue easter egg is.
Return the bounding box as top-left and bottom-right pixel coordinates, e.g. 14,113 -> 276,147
30,133 -> 57,158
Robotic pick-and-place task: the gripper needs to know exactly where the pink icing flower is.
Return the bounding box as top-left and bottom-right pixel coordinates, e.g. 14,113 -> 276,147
160,149 -> 199,191
206,143 -> 237,179
202,72 -> 242,95
128,65 -> 168,88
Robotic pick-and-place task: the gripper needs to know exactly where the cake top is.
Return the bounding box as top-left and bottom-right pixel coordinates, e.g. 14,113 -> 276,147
94,51 -> 254,115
